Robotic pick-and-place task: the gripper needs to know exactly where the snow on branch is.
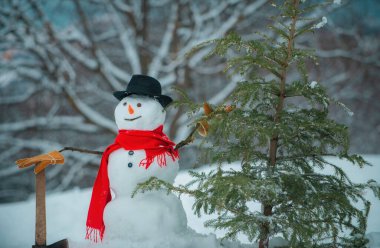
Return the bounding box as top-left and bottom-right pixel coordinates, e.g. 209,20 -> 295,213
0,85 -> 37,104
167,0 -> 268,72
108,2 -> 142,73
313,17 -> 328,29
0,71 -> 17,88
112,0 -> 133,13
59,26 -> 91,47
60,42 -> 98,70
96,50 -> 128,90
208,75 -> 241,104
63,86 -> 117,133
96,50 -> 131,82
316,49 -> 380,67
243,0 -> 269,16
148,3 -> 178,77
0,116 -> 100,133
194,1 -> 230,23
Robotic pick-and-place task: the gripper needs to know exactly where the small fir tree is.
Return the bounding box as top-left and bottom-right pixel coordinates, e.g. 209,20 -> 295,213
136,0 -> 380,247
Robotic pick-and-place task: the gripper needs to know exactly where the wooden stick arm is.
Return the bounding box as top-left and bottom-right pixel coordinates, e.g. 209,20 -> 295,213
59,147 -> 103,155
174,123 -> 200,150
56,124 -> 201,155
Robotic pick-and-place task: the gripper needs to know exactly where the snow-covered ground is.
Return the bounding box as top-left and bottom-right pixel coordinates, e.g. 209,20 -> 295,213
0,156 -> 379,248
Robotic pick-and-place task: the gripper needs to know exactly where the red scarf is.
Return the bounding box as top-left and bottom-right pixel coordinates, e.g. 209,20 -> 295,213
85,125 -> 179,242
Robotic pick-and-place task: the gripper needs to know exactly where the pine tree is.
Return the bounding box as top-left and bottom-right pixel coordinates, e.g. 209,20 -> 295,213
136,0 -> 380,247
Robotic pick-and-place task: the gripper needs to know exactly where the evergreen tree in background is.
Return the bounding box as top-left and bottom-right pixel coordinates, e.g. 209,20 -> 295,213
136,0 -> 380,247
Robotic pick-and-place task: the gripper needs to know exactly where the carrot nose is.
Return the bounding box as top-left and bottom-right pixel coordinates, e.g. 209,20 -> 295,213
128,104 -> 134,115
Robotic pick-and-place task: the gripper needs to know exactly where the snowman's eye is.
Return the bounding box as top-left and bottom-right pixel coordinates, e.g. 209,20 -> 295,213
137,103 -> 142,107
123,102 -> 127,106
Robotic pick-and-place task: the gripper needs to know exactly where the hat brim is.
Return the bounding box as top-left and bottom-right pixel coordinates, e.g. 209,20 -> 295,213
113,91 -> 173,108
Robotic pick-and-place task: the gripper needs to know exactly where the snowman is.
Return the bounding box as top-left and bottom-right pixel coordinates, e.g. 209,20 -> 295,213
84,75 -> 221,248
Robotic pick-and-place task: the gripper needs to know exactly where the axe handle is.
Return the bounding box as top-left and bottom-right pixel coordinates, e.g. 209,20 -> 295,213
35,169 -> 46,246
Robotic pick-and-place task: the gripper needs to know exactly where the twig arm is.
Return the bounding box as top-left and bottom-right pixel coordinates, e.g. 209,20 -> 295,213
59,147 -> 103,155
174,123 -> 200,150
58,124 -> 199,155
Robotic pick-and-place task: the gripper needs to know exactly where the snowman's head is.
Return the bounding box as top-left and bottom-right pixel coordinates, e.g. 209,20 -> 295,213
114,95 -> 166,130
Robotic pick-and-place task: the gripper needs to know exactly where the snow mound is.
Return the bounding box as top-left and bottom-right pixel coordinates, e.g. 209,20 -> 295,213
0,156 -> 379,248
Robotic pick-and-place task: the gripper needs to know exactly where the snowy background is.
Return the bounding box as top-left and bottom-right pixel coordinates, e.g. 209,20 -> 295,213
1,156 -> 380,248
0,0 -> 380,247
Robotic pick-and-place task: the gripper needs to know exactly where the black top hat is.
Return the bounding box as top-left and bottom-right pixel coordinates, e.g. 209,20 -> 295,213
113,75 -> 173,108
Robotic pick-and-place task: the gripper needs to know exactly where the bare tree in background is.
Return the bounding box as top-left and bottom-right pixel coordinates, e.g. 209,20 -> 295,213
312,22 -> 380,153
0,0 -> 271,201
0,0 -> 379,202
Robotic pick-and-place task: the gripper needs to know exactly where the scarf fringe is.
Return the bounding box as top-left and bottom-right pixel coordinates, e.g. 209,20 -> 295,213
139,155 -> 165,169
85,227 -> 104,243
157,153 -> 166,167
139,151 -> 179,169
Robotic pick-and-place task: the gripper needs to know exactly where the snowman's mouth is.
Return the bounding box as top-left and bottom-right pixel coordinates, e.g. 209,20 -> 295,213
124,116 -> 142,121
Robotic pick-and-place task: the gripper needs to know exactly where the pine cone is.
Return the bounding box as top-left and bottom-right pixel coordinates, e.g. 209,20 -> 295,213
224,105 -> 235,113
197,120 -> 209,137
203,102 -> 213,116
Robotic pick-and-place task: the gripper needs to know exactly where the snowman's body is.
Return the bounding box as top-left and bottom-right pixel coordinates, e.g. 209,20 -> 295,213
102,95 -> 188,243
103,148 -> 187,242
107,148 -> 178,197
91,94 -> 221,248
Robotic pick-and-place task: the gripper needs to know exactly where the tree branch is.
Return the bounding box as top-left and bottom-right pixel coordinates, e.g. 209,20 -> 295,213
174,123 -> 200,150
108,1 -> 142,73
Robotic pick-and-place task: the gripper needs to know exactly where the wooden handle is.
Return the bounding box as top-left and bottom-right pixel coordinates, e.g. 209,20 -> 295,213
35,169 -> 46,246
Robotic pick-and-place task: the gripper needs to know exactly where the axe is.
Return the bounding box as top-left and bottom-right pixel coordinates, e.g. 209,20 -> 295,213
16,151 -> 69,248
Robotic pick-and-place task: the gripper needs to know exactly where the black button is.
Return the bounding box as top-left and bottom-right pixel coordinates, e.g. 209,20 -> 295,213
128,150 -> 134,155
128,162 -> 133,168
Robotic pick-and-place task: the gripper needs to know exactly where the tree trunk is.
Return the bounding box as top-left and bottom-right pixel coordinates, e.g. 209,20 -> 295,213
259,1 -> 300,247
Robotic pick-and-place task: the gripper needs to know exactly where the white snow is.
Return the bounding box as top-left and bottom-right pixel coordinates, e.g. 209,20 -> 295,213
309,80 -> 318,89
0,155 -> 379,248
336,101 -> 355,117
333,0 -> 342,5
314,16 -> 328,29
0,71 -> 17,88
